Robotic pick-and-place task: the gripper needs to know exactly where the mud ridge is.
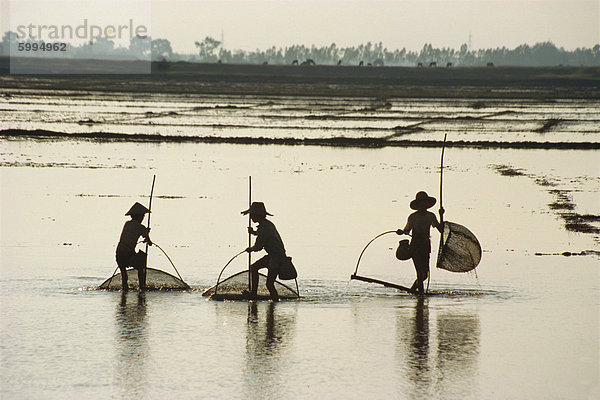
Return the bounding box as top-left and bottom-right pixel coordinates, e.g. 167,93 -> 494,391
490,164 -> 600,240
534,118 -> 562,133
3,129 -> 600,150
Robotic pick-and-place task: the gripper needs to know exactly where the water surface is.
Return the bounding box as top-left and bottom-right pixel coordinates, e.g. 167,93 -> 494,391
1,94 -> 599,399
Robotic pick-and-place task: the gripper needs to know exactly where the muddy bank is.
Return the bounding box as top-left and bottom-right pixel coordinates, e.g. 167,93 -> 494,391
3,128 -> 600,149
491,163 -> 600,241
1,57 -> 599,99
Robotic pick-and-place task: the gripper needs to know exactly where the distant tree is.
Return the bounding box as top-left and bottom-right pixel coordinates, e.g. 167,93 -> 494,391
152,39 -> 173,60
88,37 -> 116,56
195,36 -> 221,62
1,31 -> 19,56
130,35 -> 151,60
1,29 -> 599,66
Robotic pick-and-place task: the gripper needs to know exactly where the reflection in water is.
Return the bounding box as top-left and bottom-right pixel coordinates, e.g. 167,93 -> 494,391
244,302 -> 296,399
114,292 -> 149,399
404,297 -> 432,399
434,310 -> 480,398
397,297 -> 480,400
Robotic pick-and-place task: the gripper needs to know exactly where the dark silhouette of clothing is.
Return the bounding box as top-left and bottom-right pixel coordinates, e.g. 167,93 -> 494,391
247,218 -> 286,300
116,217 -> 150,291
402,209 -> 442,294
248,219 -> 286,257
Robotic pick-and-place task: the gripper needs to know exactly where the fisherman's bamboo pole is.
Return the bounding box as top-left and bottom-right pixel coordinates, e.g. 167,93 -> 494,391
146,175 -> 156,258
439,134 -> 446,216
248,176 -> 252,291
432,134 -> 447,289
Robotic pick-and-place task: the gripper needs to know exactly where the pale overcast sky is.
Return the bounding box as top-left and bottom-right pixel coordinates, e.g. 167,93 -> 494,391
2,0 -> 599,53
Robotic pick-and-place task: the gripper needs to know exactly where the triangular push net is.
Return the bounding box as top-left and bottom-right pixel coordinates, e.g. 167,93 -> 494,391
98,267 -> 190,290
202,270 -> 299,300
436,222 -> 482,273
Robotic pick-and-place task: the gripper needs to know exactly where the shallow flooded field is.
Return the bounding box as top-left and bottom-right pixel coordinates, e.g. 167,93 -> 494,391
1,92 -> 599,399
2,90 -> 599,146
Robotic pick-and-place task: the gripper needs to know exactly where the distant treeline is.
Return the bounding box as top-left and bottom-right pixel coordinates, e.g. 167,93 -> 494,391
2,31 -> 599,66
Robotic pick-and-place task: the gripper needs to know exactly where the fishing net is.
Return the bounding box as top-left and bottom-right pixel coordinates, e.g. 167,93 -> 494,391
436,222 -> 482,273
98,267 -> 190,290
202,270 -> 299,300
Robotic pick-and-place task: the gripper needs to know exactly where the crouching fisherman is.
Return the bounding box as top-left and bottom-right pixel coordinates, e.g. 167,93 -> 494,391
116,202 -> 152,291
242,202 -> 286,301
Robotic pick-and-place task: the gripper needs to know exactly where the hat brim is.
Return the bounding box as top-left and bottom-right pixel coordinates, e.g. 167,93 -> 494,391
125,211 -> 151,216
410,197 -> 436,210
125,202 -> 150,216
241,209 -> 273,216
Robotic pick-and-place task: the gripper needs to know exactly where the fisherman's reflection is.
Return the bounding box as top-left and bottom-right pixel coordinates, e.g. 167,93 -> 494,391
405,296 -> 431,398
115,291 -> 149,399
244,302 -> 297,399
397,297 -> 480,399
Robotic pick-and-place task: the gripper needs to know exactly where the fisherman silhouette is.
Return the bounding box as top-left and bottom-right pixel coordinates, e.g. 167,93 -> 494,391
242,202 -> 287,301
116,202 -> 152,291
397,191 -> 444,294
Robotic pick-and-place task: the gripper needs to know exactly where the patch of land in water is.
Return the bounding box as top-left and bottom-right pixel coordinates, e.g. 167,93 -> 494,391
2,128 -> 599,149
491,163 -> 600,240
1,57 -> 599,99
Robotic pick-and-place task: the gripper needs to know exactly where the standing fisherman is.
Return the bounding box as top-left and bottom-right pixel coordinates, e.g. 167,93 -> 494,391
242,202 -> 286,301
397,191 -> 444,294
116,202 -> 152,292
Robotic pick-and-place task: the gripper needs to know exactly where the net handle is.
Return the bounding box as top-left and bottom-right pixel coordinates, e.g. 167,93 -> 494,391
152,242 -> 188,287
215,250 -> 247,296
353,230 -> 397,276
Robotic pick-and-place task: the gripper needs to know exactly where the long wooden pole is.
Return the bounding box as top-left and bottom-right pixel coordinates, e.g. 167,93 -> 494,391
350,274 -> 413,293
146,175 -> 156,258
434,135 -> 447,275
439,134 -> 447,217
248,176 -> 252,291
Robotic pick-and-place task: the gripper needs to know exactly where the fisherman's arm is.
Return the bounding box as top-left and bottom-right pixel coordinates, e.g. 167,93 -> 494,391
140,225 -> 152,245
397,216 -> 412,235
246,232 -> 264,252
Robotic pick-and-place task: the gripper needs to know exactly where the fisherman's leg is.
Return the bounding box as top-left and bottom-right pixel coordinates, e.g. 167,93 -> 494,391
137,267 -> 147,291
410,257 -> 420,293
416,274 -> 425,294
266,259 -> 280,301
410,255 -> 426,294
415,254 -> 430,294
115,252 -> 131,292
118,265 -> 128,292
250,256 -> 269,294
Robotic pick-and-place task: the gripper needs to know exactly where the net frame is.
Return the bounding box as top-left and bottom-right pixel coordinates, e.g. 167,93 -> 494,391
202,270 -> 300,300
98,267 -> 190,290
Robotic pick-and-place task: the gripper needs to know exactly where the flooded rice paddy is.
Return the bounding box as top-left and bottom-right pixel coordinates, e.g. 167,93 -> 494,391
1,91 -> 599,399
2,89 -> 599,147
